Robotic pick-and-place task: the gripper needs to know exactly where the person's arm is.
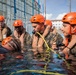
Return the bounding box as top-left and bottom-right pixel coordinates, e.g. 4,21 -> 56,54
32,34 -> 38,48
62,36 -> 76,59
52,33 -> 63,50
62,38 -> 76,54
38,25 -> 51,48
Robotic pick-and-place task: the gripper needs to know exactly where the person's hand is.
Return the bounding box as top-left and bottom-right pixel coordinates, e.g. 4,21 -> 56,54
62,47 -> 69,54
52,42 -> 58,50
62,47 -> 69,59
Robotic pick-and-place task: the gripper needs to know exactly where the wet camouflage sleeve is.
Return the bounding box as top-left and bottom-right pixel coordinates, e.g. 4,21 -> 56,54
49,32 -> 63,47
70,44 -> 76,56
56,33 -> 63,45
43,32 -> 52,48
24,32 -> 32,48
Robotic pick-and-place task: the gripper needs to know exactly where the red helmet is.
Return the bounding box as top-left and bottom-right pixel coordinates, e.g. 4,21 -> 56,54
13,20 -> 23,27
45,20 -> 52,26
0,15 -> 5,22
30,14 -> 45,23
2,36 -> 12,45
62,12 -> 76,34
62,12 -> 76,25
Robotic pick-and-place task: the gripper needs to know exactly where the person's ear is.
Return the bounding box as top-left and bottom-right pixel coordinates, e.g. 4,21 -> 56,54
72,25 -> 76,33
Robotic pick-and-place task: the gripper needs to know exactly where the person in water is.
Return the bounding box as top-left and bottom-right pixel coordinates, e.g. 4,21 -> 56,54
0,15 -> 12,44
30,14 -> 54,60
0,36 -> 22,60
61,12 -> 76,75
12,19 -> 32,52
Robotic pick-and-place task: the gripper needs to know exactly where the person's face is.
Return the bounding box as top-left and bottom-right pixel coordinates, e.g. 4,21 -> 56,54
61,23 -> 71,36
15,26 -> 23,32
0,21 -> 5,30
32,23 -> 42,33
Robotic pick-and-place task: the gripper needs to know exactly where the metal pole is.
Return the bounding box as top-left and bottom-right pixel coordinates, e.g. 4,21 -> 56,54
14,0 -> 16,20
44,0 -> 46,19
32,0 -> 34,15
38,0 -> 40,14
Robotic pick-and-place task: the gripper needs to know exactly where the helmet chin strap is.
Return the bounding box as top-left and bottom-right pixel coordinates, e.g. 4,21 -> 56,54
69,25 -> 72,35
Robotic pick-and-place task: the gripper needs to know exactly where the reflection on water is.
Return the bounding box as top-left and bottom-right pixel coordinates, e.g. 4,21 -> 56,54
0,49 -> 68,75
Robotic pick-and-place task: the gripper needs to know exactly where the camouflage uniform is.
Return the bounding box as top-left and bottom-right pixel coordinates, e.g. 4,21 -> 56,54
66,44 -> 76,75
32,32 -> 52,49
23,32 -> 32,49
45,32 -> 63,60
31,32 -> 52,61
47,32 -> 63,48
12,31 -> 32,51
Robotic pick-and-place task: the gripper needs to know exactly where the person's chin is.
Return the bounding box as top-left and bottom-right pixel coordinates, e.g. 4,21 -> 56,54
16,29 -> 18,32
63,33 -> 67,36
64,33 -> 70,37
16,30 -> 21,33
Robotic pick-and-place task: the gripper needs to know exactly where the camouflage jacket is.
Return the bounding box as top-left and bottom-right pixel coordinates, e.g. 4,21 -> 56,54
12,31 -> 32,49
23,32 -> 32,48
47,32 -> 63,47
70,44 -> 76,57
32,32 -> 59,48
32,32 -> 63,49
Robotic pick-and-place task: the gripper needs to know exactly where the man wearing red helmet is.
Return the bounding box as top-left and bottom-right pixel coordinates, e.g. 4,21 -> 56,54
61,12 -> 76,74
30,14 -> 54,60
0,36 -> 22,61
13,19 -> 32,52
0,15 -> 12,43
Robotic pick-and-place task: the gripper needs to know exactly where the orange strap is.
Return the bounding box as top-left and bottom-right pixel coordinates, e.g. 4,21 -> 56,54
63,38 -> 69,59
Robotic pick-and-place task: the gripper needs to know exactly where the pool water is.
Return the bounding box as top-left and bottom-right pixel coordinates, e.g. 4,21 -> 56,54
0,50 -> 68,75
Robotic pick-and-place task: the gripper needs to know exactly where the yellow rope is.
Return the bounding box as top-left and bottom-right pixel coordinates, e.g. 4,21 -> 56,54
36,32 -> 72,72
10,70 -> 64,75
